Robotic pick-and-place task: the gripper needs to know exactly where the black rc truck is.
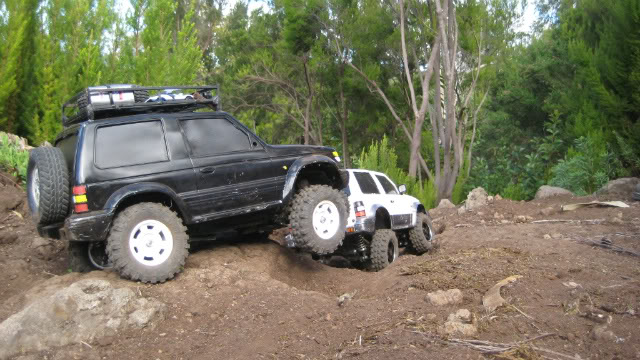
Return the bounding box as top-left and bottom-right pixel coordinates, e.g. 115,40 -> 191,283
27,85 -> 349,283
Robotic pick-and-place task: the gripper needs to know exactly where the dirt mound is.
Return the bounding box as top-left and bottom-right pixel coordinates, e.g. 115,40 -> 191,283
0,174 -> 69,322
1,173 -> 639,359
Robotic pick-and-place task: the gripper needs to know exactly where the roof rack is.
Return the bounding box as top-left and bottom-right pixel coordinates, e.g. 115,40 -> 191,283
62,85 -> 220,127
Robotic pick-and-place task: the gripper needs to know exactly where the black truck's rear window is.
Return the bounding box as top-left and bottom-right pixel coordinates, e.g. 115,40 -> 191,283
95,120 -> 168,169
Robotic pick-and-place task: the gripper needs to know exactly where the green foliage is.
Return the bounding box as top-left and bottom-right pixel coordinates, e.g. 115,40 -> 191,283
0,133 -> 29,183
549,137 -> 613,195
451,159 -> 469,204
356,137 -> 436,209
614,131 -> 640,176
0,0 -> 637,205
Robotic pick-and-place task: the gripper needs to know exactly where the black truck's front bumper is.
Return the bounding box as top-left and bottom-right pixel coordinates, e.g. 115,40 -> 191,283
58,209 -> 115,242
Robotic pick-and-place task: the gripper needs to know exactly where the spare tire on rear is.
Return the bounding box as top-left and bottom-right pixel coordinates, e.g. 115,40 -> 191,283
27,147 -> 70,226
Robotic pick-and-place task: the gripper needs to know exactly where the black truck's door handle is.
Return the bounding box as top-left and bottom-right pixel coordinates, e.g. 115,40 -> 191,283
200,167 -> 215,174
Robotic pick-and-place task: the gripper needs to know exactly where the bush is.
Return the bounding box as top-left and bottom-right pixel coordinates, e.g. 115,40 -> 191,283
0,132 -> 30,185
355,136 -> 437,209
549,136 -> 612,195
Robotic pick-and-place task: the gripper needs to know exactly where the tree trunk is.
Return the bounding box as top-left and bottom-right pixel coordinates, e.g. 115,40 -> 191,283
338,70 -> 351,167
466,88 -> 489,177
302,57 -> 314,145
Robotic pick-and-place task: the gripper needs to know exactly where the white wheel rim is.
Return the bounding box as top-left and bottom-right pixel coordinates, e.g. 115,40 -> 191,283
128,220 -> 174,267
31,168 -> 40,207
312,200 -> 341,240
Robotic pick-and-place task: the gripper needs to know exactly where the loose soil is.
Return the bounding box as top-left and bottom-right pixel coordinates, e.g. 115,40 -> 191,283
1,173 -> 639,360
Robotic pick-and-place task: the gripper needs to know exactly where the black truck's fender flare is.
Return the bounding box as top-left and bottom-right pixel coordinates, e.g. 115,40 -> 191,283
105,182 -> 191,220
281,155 -> 348,204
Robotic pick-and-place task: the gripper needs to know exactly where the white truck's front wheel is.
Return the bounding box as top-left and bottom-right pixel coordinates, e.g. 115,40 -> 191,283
408,213 -> 434,254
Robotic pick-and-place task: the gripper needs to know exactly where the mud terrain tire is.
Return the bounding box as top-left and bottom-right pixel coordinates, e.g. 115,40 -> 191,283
289,185 -> 348,254
368,229 -> 398,271
408,212 -> 434,254
27,147 -> 70,226
106,203 -> 189,283
68,242 -> 94,273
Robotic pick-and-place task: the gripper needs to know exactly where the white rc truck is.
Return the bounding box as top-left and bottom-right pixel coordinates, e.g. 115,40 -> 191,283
312,169 -> 435,271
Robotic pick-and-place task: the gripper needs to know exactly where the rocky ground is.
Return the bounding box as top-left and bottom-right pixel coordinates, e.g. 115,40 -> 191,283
1,172 -> 639,360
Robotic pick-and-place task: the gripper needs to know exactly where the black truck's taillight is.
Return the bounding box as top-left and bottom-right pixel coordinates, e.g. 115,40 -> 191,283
72,185 -> 88,213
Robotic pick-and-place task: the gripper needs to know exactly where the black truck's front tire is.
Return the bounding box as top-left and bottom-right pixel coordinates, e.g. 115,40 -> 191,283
289,185 -> 348,254
27,147 -> 70,226
106,203 -> 189,283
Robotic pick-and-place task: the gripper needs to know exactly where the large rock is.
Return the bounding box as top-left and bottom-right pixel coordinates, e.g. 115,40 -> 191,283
0,279 -> 165,359
426,289 -> 463,306
0,132 -> 32,151
464,187 -> 488,210
535,185 -> 574,200
437,199 -> 456,209
597,177 -> 640,196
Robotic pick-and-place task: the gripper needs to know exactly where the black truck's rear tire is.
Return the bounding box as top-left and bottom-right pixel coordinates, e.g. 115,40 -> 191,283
106,203 -> 189,283
27,147 -> 70,226
408,212 -> 434,254
368,229 -> 398,271
289,185 -> 348,254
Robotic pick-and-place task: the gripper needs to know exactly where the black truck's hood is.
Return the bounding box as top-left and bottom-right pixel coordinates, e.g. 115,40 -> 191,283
267,144 -> 336,157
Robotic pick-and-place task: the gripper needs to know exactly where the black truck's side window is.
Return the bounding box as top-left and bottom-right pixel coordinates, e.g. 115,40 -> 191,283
95,120 -> 168,169
180,118 -> 251,157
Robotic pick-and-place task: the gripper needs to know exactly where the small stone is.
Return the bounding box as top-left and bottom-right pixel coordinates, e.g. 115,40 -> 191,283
465,187 -> 488,210
515,215 -> 527,223
440,309 -> 477,336
440,321 -> 477,336
487,196 -> 494,202
562,281 -> 581,289
591,325 -> 617,342
451,309 -> 472,323
551,233 -> 562,239
426,313 -> 437,320
426,289 -> 463,306
97,336 -> 115,347
185,312 -> 193,317
500,220 -> 510,224
543,234 -> 552,240
457,207 -> 466,215
30,237 -> 50,248
525,216 -> 534,222
611,217 -> 623,224
495,194 -> 503,200
493,212 -> 504,219
437,199 -> 456,209
159,333 -> 167,337
535,185 -> 574,200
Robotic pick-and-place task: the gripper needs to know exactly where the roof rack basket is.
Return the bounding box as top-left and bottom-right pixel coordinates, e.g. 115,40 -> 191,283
62,85 -> 220,127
